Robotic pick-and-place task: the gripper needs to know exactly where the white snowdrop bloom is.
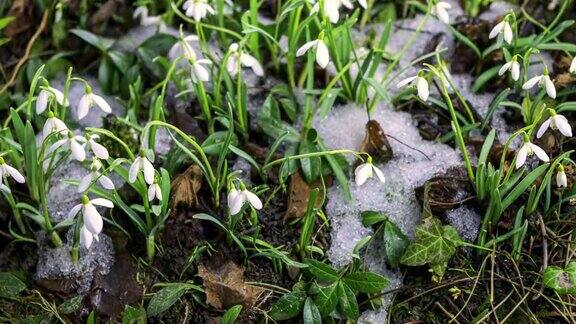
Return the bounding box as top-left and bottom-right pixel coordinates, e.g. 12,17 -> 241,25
85,134 -> 109,160
432,2 -> 451,24
148,182 -> 163,202
570,57 -> 576,74
354,161 -> 385,186
536,113 -> 572,138
522,72 -> 556,99
0,157 -> 25,193
133,6 -> 164,27
180,45 -> 212,83
396,75 -> 429,101
77,91 -> 111,120
358,0 -> 367,9
78,159 -> 115,193
227,186 -> 263,215
42,112 -> 68,140
515,140 -> 549,169
489,19 -> 513,44
296,38 -> 330,69
47,132 -> 87,162
556,166 -> 568,188
69,195 -> 114,237
183,0 -> 215,22
168,35 -> 200,61
311,0 -> 343,24
226,43 -> 264,77
80,225 -> 96,249
36,86 -> 66,115
129,152 -> 155,185
498,58 -> 520,81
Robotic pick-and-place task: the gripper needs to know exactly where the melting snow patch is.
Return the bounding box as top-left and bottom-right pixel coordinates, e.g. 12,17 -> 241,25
445,205 -> 481,242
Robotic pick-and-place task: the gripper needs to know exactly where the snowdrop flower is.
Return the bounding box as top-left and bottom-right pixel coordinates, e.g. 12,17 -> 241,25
397,73 -> 429,101
148,181 -> 162,202
80,225 -> 95,249
77,88 -> 112,120
36,86 -> 66,115
570,56 -> 576,74
536,110 -> 572,138
42,112 -> 68,140
522,69 -> 556,99
69,195 -> 114,239
183,0 -> 215,22
515,137 -> 549,169
354,158 -> 385,186
556,165 -> 568,188
227,185 -> 263,215
48,131 -> 86,162
226,43 -> 264,77
311,0 -> 343,24
129,150 -> 155,185
498,56 -> 520,81
357,0 -> 367,9
432,2 -> 451,24
133,6 -> 164,27
78,159 -> 115,193
0,157 -> 25,193
168,35 -> 200,61
296,34 -> 330,69
177,44 -> 212,83
84,134 -> 109,160
489,18 -> 513,44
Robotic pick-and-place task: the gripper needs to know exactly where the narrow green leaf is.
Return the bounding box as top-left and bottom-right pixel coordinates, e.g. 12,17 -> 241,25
147,284 -> 189,317
221,305 -> 243,324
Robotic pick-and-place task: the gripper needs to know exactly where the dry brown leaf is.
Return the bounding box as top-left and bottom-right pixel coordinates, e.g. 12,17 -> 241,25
360,120 -> 393,163
284,171 -> 323,220
4,0 -> 33,37
170,165 -> 202,209
197,261 -> 263,309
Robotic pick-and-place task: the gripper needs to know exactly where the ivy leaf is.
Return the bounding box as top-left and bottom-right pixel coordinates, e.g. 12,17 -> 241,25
302,297 -> 321,324
400,217 -> 463,280
383,220 -> 409,267
313,282 -> 339,316
58,295 -> 83,314
543,262 -> 576,295
342,272 -> 389,294
304,259 -> 339,282
147,284 -> 189,317
337,282 -> 359,320
0,272 -> 26,298
268,292 -> 306,321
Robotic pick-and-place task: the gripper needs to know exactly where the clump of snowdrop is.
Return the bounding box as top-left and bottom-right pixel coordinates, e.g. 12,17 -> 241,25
489,16 -> 514,44
499,56 -> 520,81
69,195 -> 114,249
133,6 -> 164,28
522,68 -> 556,99
168,34 -> 199,61
129,150 -> 155,185
183,0 -> 215,22
48,131 -> 87,162
148,180 -> 163,202
227,183 -> 262,215
536,110 -> 572,138
36,86 -> 66,114
556,165 -> 568,188
432,2 -> 451,24
77,86 -> 112,120
397,72 -> 429,101
311,0 -> 344,24
0,157 -> 25,193
515,135 -> 550,169
226,43 -> 263,77
78,159 -> 115,193
354,157 -> 385,186
42,111 -> 68,140
296,32 -> 330,69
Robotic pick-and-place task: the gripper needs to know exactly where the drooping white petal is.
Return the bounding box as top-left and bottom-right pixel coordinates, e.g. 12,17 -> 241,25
325,2 -> 340,23
4,165 -> 25,183
36,91 -> 49,114
416,77 -> 429,101
397,76 -> 416,88
83,203 -> 103,234
226,56 -> 239,76
557,171 -> 568,188
371,165 -> 386,183
530,143 -> 549,162
142,157 -> 155,185
240,53 -> 264,76
543,75 -> 556,98
92,94 -> 112,113
498,62 -> 512,76
511,61 -> 520,81
316,40 -> 330,69
80,225 -> 94,249
570,57 -> 576,74
354,163 -> 372,186
229,191 -> 245,215
227,189 -> 239,210
98,175 -> 115,190
155,184 -> 163,201
434,4 -> 450,24
89,140 -> 109,160
536,118 -> 551,138
244,190 -> 263,210
193,63 -> 210,82
358,0 -> 367,9
296,40 -> 317,57
78,173 -> 94,193
515,144 -> 529,169
554,115 -> 572,137
70,139 -> 86,161
148,183 -> 157,201
128,158 -> 140,183
68,204 -> 82,219
91,198 -> 114,208
489,21 -> 504,39
503,22 -> 513,44
522,75 -> 542,90
46,139 -> 67,155
77,94 -> 92,120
